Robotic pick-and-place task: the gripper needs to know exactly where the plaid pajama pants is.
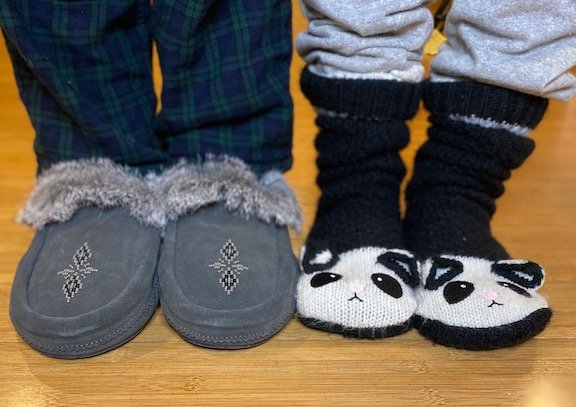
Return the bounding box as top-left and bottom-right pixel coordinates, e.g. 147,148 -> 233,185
0,0 -> 293,174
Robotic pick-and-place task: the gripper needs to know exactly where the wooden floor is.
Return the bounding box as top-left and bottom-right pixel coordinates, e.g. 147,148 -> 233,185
1,7 -> 576,407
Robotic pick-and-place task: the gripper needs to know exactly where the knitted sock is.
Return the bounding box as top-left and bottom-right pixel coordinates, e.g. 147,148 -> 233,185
405,81 -> 553,350
297,68 -> 421,338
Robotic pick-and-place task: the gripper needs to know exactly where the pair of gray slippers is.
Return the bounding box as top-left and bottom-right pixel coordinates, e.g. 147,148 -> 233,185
10,157 -> 301,358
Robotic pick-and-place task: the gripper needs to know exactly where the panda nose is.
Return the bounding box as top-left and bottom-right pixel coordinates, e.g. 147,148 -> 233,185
348,282 -> 366,294
482,290 -> 500,301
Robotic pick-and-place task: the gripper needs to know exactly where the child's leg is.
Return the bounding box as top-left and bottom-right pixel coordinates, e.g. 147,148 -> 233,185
430,0 -> 576,101
152,0 -> 293,174
2,1 -> 164,358
406,0 -> 576,349
296,0 -> 432,338
298,0 -> 433,81
0,0 -> 167,171
151,0 -> 301,349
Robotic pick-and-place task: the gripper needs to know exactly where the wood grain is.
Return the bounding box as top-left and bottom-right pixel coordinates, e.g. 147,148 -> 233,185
1,4 -> 575,406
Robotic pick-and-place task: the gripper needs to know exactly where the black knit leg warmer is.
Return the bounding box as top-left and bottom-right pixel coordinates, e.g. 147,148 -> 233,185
406,81 -> 552,350
297,68 -> 421,339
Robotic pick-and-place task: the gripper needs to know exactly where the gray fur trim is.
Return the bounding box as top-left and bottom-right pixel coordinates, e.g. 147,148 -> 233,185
18,159 -> 166,229
156,157 -> 302,231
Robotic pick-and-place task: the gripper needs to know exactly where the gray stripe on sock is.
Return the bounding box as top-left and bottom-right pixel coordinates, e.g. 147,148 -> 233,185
449,113 -> 531,137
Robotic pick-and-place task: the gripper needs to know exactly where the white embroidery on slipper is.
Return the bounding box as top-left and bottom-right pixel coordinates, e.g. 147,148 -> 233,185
208,239 -> 249,295
57,243 -> 99,302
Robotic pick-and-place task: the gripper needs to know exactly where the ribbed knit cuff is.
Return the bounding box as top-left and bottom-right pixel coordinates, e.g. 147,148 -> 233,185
424,81 -> 548,129
301,66 -> 421,121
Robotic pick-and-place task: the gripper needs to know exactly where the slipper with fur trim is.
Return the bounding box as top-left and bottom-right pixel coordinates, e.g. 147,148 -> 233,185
157,157 -> 301,349
10,159 -> 163,358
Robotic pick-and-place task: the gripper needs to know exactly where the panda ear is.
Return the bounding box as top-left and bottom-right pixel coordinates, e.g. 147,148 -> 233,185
300,243 -> 338,274
424,257 -> 464,290
491,260 -> 544,289
377,249 -> 420,288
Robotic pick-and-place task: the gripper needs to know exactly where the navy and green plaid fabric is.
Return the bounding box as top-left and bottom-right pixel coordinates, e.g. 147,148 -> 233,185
153,0 -> 293,173
0,0 -> 293,174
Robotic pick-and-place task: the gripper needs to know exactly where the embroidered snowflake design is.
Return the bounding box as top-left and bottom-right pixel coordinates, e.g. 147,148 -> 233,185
208,239 -> 249,295
57,243 -> 98,302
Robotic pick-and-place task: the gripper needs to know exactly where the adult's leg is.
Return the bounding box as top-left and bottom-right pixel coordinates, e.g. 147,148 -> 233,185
0,0 -> 166,172
153,0 -> 300,349
153,0 -> 293,174
2,0 -> 165,358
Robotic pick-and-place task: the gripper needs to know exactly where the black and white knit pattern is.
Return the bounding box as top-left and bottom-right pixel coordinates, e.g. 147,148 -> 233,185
413,256 -> 551,350
405,81 -> 552,350
297,68 -> 422,338
299,247 -> 419,339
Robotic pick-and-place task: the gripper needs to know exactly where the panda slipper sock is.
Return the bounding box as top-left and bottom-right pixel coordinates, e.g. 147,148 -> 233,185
405,81 -> 553,350
297,68 -> 421,339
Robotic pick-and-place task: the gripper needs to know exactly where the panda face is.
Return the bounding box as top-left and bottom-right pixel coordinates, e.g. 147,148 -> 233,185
416,256 -> 549,329
297,246 -> 419,329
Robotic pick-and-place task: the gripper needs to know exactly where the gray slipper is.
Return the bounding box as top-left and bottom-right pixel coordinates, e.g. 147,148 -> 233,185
157,157 -> 302,349
10,159 -> 164,358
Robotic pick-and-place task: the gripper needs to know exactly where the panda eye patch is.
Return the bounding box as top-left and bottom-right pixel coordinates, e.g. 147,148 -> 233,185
498,281 -> 531,298
443,281 -> 474,304
310,273 -> 342,287
371,274 -> 402,298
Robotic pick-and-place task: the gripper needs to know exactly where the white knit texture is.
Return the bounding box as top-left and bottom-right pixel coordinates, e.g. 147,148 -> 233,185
298,247 -> 417,329
416,256 -> 549,329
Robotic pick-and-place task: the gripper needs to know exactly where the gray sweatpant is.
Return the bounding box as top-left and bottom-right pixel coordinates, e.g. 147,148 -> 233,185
297,0 -> 576,100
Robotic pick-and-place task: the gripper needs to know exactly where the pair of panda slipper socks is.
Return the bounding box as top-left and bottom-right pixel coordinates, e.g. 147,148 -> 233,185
298,67 -> 552,350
